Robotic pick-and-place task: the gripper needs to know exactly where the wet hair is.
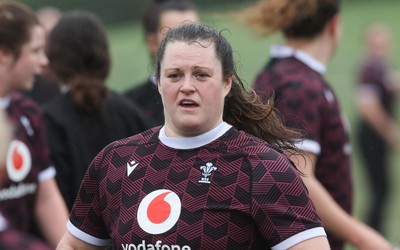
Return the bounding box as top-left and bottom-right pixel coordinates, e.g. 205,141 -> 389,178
155,23 -> 301,151
47,10 -> 110,120
143,0 -> 197,36
0,2 -> 39,59
246,0 -> 341,39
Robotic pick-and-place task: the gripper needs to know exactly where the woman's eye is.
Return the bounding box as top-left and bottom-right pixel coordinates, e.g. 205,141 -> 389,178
195,73 -> 208,79
168,73 -> 180,79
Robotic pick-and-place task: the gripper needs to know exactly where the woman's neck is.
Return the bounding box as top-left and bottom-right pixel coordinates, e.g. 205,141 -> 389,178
0,70 -> 11,97
0,83 -> 9,98
286,36 -> 333,66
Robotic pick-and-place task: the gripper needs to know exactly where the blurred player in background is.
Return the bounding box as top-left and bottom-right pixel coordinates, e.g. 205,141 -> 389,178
356,22 -> 400,234
246,0 -> 393,249
42,10 -> 149,210
0,2 -> 68,248
0,109 -> 51,250
24,6 -> 62,106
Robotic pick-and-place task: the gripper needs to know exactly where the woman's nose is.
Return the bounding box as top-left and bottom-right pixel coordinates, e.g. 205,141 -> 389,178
180,75 -> 195,93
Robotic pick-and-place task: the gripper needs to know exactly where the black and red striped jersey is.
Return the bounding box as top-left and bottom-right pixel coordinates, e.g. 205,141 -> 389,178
68,122 -> 325,249
0,91 -> 55,234
253,45 -> 352,249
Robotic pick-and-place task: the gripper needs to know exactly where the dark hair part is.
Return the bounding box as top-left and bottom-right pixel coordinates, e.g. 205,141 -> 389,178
143,0 -> 197,36
0,2 -> 39,59
156,23 -> 301,151
246,0 -> 341,39
47,10 -> 110,119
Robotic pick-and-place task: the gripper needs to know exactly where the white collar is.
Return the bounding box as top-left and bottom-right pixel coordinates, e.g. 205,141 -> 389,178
0,95 -> 11,109
159,122 -> 232,149
270,45 -> 326,74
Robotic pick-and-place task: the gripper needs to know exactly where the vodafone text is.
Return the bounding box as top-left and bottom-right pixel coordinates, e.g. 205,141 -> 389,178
121,240 -> 191,250
0,183 -> 37,201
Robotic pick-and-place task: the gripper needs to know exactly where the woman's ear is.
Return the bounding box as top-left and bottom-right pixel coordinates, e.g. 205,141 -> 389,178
329,14 -> 341,41
157,79 -> 162,95
223,76 -> 233,97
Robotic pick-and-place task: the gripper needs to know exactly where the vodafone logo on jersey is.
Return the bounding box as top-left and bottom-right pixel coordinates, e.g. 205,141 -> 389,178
137,189 -> 181,234
6,140 -> 31,182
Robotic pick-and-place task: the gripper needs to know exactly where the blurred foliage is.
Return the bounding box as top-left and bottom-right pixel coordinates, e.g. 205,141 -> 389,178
21,0 -> 399,26
19,0 -> 257,26
19,0 -> 399,26
20,0 -> 145,25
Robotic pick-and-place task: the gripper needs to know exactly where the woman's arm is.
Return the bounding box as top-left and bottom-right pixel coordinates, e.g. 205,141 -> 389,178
35,177 -> 69,248
289,236 -> 330,250
291,152 -> 392,250
357,89 -> 400,148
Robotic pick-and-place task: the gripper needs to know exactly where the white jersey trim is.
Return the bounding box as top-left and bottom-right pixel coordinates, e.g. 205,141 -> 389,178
271,227 -> 327,250
270,45 -> 326,74
38,166 -> 56,182
0,95 -> 11,109
295,139 -> 321,155
67,220 -> 111,246
159,122 -> 232,149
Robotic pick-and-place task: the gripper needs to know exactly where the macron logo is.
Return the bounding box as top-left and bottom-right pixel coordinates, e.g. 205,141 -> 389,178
127,160 -> 139,177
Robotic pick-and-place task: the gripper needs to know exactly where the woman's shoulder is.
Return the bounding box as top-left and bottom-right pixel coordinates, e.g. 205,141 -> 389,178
258,58 -> 325,93
225,129 -> 284,158
10,91 -> 41,112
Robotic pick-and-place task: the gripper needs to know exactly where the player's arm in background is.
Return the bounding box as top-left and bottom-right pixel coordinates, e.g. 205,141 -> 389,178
357,87 -> 400,149
290,152 -> 392,250
288,236 -> 330,250
35,177 -> 69,247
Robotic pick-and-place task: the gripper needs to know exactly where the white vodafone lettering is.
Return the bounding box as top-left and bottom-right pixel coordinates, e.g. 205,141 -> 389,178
6,140 -> 31,182
137,189 -> 181,234
0,183 -> 37,201
121,240 -> 191,250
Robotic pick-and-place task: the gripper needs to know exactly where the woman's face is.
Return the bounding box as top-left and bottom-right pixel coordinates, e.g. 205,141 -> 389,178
158,41 -> 231,137
7,25 -> 48,92
366,27 -> 392,58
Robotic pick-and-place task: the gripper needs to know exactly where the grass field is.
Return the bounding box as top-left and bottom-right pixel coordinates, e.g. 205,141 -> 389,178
105,1 -> 400,248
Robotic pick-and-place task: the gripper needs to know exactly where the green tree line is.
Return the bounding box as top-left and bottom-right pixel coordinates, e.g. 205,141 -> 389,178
21,0 -> 395,26
20,0 -> 257,26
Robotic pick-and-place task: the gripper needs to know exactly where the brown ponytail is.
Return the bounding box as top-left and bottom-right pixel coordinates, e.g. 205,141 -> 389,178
47,10 -> 111,121
69,76 -> 108,120
245,0 -> 340,39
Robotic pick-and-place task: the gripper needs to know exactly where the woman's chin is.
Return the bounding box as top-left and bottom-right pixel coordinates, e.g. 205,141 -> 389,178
177,122 -> 204,136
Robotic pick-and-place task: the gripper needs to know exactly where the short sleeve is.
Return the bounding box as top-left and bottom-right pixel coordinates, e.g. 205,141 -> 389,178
67,149 -> 111,246
251,151 -> 325,248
